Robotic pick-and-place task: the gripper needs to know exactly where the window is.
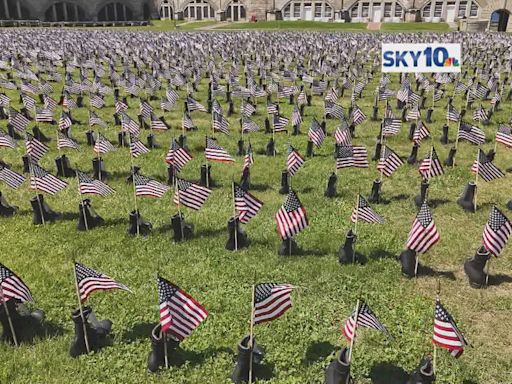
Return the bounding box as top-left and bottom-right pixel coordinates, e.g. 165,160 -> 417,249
362,2 -> 369,17
314,3 -> 322,17
434,1 -> 442,17
351,5 -> 358,17
422,1 -> 431,17
284,4 -> 291,17
469,2 -> 478,16
325,4 -> 332,17
293,4 -> 301,17
395,3 -> 403,16
458,1 -> 467,16
384,3 -> 392,17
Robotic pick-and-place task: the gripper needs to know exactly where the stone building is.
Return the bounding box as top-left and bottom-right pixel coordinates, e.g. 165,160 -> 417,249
1,0 -> 511,31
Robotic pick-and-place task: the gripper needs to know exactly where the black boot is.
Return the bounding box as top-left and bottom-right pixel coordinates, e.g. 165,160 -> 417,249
69,307 -> 111,358
85,130 -> 96,146
265,138 -> 275,156
324,172 -> 337,198
371,106 -> 379,121
368,179 -> 382,204
240,167 -> 250,191
114,113 -> 121,126
306,141 -> 314,158
278,237 -> 301,256
32,126 -> 50,143
507,200 -> 512,210
338,229 -> 357,264
279,170 -> 289,195
127,210 -> 152,236
147,324 -> 180,372
372,141 -> 382,161
167,165 -> 176,186
77,199 -> 104,231
440,124 -> 449,145
171,213 -> 194,242
414,180 -> 429,207
118,131 -> 128,147
264,118 -> 271,134
407,355 -> 436,384
225,217 -> 250,251
126,166 -> 140,183
199,164 -> 213,187
178,134 -> 188,151
325,348 -> 352,384
399,249 -> 417,278
457,182 -> 477,213
55,154 -> 75,178
147,134 -> 159,149
21,155 -> 31,173
408,123 -> 417,141
0,300 -> 45,344
486,149 -> 495,162
0,191 -> 17,217
426,108 -> 433,123
292,124 -> 300,136
30,194 -> 60,224
236,139 -> 245,156
92,158 -> 108,181
464,246 -> 491,288
443,148 -> 456,167
231,335 -> 264,384
407,144 -> 419,164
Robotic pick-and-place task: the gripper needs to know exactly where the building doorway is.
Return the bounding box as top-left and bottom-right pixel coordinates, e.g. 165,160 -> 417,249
490,9 -> 510,31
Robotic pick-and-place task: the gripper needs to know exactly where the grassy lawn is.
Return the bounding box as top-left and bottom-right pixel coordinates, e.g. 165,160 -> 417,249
380,22 -> 451,31
215,20 -> 368,31
0,33 -> 511,384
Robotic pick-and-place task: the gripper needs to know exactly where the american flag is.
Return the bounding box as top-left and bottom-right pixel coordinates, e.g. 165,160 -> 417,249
89,111 -> 107,128
278,85 -> 295,98
458,122 -> 486,145
241,101 -> 256,117
58,112 -> 72,131
139,99 -> 153,120
25,133 -> 49,161
20,81 -> 38,95
121,113 -> 140,135
166,88 -> 178,106
343,301 -> 391,342
213,111 -> 230,135
21,93 -> 36,111
253,283 -> 294,325
351,105 -> 367,126
75,262 -> 130,302
63,93 -> 78,110
496,124 -> 512,147
472,82 -> 489,99
384,102 -> 395,119
165,138 -> 192,171
275,191 -> 308,240
287,145 -> 305,176
182,110 -> 196,130
377,146 -> 404,177
297,89 -> 307,106
241,116 -> 260,133
291,105 -> 303,127
158,277 -> 208,339
77,170 -> 114,197
134,174 -> 169,198
266,101 -> 278,114
234,183 -> 263,224
173,178 -> 212,210
405,201 -> 440,254
334,125 -> 352,146
433,299 -> 467,358
94,134 -> 115,154
160,97 -> 174,112
90,94 -> 105,109
413,121 -> 430,144
9,108 -> 30,133
433,89 -> 444,102
325,87 -> 339,102
382,118 -> 401,137
419,147 -> 444,179
470,149 -> 504,182
336,145 -> 368,169
454,81 -> 468,94
129,135 -> 150,158
447,105 -> 461,122
378,87 -> 395,101
397,87 -> 409,102
324,100 -> 345,120
0,263 -> 33,303
151,113 -> 169,131
29,163 -> 67,195
43,94 -> 58,111
473,105 -> 489,122
351,195 -> 384,224
115,98 -> 128,113
243,144 -> 254,170
57,132 -> 80,150
205,137 -> 234,163
481,206 -> 511,257
273,114 -> 289,132
186,96 -> 207,112
308,119 -> 325,147
0,128 -> 16,149
35,108 -> 53,123
0,165 -> 25,189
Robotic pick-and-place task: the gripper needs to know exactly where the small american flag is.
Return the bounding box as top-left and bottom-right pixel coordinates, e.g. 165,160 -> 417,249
94,134 -> 115,154
481,206 -> 511,257
324,100 -> 345,120
343,301 -> 391,342
115,98 -> 128,113
351,105 -> 367,126
234,183 -> 263,224
63,93 -> 78,110
134,174 -> 169,198
351,195 -> 384,224
151,113 -> 169,130
473,105 -> 489,122
57,131 -> 80,150
273,114 -> 289,132
447,105 -> 461,122
243,144 -> 254,170
166,88 -> 178,105
287,145 -> 305,176
182,112 -> 195,131
30,163 -> 67,195
406,105 -> 421,121
275,191 -> 308,240
21,93 -> 36,111
308,119 -> 325,147
413,120 -> 430,144
58,112 -> 72,131
8,108 -> 29,133
266,102 -> 278,115
77,170 -> 114,197
458,122 -> 486,145
382,118 -> 401,137
470,149 -> 504,182
160,97 -> 174,112
75,262 -> 130,302
88,111 -> 107,128
186,95 -> 207,112
377,146 -> 404,177
35,108 -> 54,123
121,113 -> 140,135
130,135 -> 150,158
336,145 -> 368,169
90,94 -> 105,109
0,165 -> 25,189
0,128 -> 16,149
291,105 -> 303,127
173,178 -> 212,210
241,100 -> 256,117
433,299 -> 467,358
496,124 -> 512,148
406,201 -> 440,254
253,283 -> 294,325
0,263 -> 33,303
139,99 -> 153,120
334,126 -> 352,146
213,111 -> 230,135
419,147 -> 444,179
158,277 -> 208,339
165,138 -> 192,171
241,116 -> 260,133
25,133 -> 49,162
205,137 -> 234,163
43,94 -> 58,111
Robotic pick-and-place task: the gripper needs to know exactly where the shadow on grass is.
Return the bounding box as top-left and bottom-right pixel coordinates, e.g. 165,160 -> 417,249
430,198 -> 450,208
367,249 -> 395,262
388,193 -> 410,202
249,183 -> 271,192
369,362 -> 409,384
61,212 -> 80,221
15,319 -> 65,345
488,274 -> 512,287
417,264 -> 456,280
302,341 -> 337,366
196,226 -> 226,237
123,321 -> 154,343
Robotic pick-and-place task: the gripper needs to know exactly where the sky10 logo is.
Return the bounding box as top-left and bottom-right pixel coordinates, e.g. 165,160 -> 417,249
381,43 -> 461,73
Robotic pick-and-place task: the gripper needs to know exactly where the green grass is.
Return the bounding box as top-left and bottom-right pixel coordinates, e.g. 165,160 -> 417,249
215,20 -> 368,31
380,22 -> 451,31
0,36 -> 511,384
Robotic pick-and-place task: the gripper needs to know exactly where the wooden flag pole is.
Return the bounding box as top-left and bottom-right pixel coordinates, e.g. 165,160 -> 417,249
485,258 -> 491,287
379,124 -> 385,183
474,148 -> 480,212
453,119 -> 462,167
127,134 -> 140,237
73,262 -> 91,354
75,170 -> 89,231
0,285 -> 18,346
55,127 -> 64,175
433,280 -> 441,374
94,130 -> 104,181
205,136 -> 210,189
346,299 -> 360,384
232,181 -> 238,252
164,329 -> 169,369
248,283 -> 256,384
175,171 -> 185,242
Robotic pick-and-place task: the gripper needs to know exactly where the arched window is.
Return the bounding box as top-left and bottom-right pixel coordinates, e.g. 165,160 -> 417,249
349,0 -> 403,21
0,0 -> 30,19
184,0 -> 215,20
281,1 -> 333,21
421,0 -> 479,21
44,2 -> 86,21
98,2 -> 133,21
226,0 -> 245,21
161,0 -> 173,19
